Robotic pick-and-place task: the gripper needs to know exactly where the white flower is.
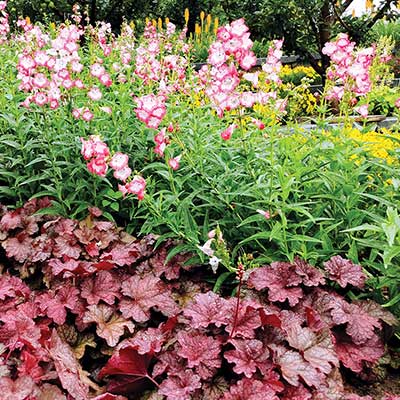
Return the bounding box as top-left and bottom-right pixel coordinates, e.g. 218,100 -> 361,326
209,256 -> 221,273
197,239 -> 214,257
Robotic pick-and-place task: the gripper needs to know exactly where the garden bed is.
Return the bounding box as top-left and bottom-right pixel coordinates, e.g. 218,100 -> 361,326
0,2 -> 399,399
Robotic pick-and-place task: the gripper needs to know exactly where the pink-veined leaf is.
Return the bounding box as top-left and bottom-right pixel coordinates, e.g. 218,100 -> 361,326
158,369 -> 201,400
222,377 -> 280,400
334,333 -> 384,373
47,330 -> 90,400
224,338 -> 271,377
177,331 -> 221,379
323,256 -> 366,288
81,271 -> 120,305
119,274 -> 179,322
83,304 -> 134,347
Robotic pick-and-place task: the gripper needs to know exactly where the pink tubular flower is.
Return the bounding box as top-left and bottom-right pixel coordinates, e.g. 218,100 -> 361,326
109,152 -> 129,170
220,124 -> 237,141
395,98 -> 400,109
87,157 -> 108,177
252,118 -> 265,130
81,108 -> 94,122
126,175 -> 146,200
354,104 -> 369,118
113,166 -> 132,182
90,63 -> 105,78
168,155 -> 181,171
256,209 -> 271,219
72,108 -> 81,119
99,73 -> 112,87
88,87 -> 102,101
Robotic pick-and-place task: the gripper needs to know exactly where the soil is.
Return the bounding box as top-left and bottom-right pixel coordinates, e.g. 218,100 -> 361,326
345,372 -> 400,399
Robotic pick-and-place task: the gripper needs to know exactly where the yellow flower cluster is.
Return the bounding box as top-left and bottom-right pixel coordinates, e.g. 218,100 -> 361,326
345,127 -> 400,165
280,65 -> 319,83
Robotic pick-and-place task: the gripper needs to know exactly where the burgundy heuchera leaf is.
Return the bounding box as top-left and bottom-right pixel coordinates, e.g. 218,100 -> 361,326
158,369 -> 201,400
247,263 -> 303,306
324,255 -> 366,288
80,271 -> 120,305
48,330 -> 89,400
177,331 -> 221,379
183,291 -> 231,329
224,338 -> 270,377
119,274 -> 179,322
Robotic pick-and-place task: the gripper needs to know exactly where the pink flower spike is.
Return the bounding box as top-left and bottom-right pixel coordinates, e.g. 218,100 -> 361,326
168,155 -> 181,171
256,209 -> 270,219
109,153 -> 129,171
354,104 -> 369,118
220,124 -> 237,141
395,98 -> 400,109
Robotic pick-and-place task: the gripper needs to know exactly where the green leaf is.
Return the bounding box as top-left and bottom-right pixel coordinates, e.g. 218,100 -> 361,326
213,271 -> 234,293
166,243 -> 193,263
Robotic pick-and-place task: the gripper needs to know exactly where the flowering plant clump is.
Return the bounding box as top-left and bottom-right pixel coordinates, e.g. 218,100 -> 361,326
0,200 -> 398,399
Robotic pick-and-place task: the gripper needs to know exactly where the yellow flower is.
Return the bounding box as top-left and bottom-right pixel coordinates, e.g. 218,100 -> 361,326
165,17 -> 170,26
158,17 -> 162,30
214,17 -> 219,33
184,8 -> 189,25
200,11 -> 205,22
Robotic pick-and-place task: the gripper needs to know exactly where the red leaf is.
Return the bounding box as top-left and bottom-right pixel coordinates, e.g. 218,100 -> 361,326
98,345 -> 153,380
17,350 -> 44,383
293,257 -> 325,286
31,234 -> 53,262
285,324 -> 338,374
272,344 -> 323,387
0,209 -> 23,231
92,394 -> 127,400
222,377 -> 280,400
102,242 -> 146,267
83,304 -> 134,347
281,384 -> 312,400
183,291 -> 232,329
324,256 -> 366,288
334,333 -> 384,373
158,369 -> 201,400
127,327 -> 165,354
53,234 -> 81,259
224,338 -> 271,377
224,299 -> 262,339
47,330 -> 89,400
0,310 -> 41,351
330,300 -> 381,344
248,263 -> 303,306
355,300 -> 398,327
0,275 -> 30,300
2,233 -> 33,263
120,274 -> 179,322
0,376 -> 36,400
177,331 -> 221,379
81,271 -> 120,306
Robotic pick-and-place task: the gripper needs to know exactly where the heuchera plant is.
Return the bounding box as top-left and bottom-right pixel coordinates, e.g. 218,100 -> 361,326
0,199 -> 397,399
